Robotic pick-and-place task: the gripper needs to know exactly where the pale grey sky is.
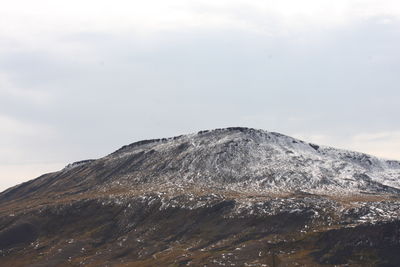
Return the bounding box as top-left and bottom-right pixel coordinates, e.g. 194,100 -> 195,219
1,0 -> 400,191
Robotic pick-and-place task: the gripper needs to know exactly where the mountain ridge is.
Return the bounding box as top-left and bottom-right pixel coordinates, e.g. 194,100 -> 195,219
2,127 -> 400,202
67,126 -> 400,195
1,127 -> 400,266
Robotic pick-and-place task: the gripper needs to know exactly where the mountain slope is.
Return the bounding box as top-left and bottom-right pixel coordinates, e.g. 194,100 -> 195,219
0,127 -> 399,266
2,127 -> 399,201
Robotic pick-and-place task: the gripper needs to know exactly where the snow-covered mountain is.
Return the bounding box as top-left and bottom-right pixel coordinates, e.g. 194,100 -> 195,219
1,127 -> 400,266
20,127 -> 397,198
97,127 -> 400,195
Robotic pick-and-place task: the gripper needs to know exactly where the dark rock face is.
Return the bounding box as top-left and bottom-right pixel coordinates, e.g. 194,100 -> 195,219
0,222 -> 39,250
0,127 -> 399,266
312,221 -> 400,266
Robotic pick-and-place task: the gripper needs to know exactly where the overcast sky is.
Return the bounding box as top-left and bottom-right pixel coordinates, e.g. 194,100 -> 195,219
1,0 -> 400,191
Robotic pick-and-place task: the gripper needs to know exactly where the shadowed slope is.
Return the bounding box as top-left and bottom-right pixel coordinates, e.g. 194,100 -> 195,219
1,127 -> 400,266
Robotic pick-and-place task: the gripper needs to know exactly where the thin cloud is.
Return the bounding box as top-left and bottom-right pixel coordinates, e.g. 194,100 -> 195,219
0,73 -> 52,105
2,0 -> 400,38
0,1 -> 400,191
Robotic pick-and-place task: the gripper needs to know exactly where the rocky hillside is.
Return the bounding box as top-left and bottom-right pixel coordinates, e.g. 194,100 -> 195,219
0,127 -> 399,266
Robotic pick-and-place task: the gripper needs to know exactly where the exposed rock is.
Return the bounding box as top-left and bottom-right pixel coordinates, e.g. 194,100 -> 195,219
0,127 -> 399,266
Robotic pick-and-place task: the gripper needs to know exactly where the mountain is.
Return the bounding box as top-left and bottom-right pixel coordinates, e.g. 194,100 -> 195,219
1,127 -> 399,266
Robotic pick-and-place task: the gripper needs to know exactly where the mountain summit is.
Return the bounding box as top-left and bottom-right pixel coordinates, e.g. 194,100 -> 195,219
3,127 -> 399,201
1,127 -> 400,266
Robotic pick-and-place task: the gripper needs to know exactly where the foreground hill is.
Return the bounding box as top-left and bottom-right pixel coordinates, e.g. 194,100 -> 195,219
1,127 -> 399,266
